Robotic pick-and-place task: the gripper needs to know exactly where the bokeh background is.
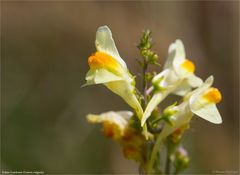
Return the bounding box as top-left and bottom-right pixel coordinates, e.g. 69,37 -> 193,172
1,1 -> 239,174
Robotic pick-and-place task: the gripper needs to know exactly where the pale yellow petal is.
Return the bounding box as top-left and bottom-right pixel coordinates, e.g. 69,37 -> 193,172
187,74 -> 203,87
105,81 -> 143,119
190,103 -> 222,124
95,26 -> 127,70
141,92 -> 168,126
173,79 -> 192,96
83,68 -> 123,86
189,76 -> 214,104
87,111 -> 133,139
164,40 -> 186,70
172,40 -> 186,69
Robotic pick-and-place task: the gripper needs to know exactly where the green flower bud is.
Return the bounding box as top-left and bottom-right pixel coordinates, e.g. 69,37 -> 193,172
174,146 -> 190,174
162,102 -> 178,125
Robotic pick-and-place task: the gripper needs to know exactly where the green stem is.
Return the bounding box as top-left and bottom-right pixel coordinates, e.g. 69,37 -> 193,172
142,59 -> 148,108
165,150 -> 171,174
140,60 -> 149,175
147,133 -> 164,174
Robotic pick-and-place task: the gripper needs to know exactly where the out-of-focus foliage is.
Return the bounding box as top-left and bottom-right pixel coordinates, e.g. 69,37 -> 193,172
1,1 -> 239,174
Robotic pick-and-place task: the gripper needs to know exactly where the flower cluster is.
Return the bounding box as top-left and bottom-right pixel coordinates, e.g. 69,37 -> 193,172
84,26 -> 222,174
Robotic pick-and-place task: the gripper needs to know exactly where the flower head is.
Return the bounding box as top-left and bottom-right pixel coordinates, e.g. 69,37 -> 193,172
87,111 -> 147,163
154,39 -> 203,95
141,40 -> 202,126
87,111 -> 133,140
156,76 -> 222,141
84,26 -> 143,119
189,76 -> 222,124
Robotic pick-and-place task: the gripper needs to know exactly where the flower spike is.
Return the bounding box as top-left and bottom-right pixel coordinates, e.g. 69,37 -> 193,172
84,29 -> 223,174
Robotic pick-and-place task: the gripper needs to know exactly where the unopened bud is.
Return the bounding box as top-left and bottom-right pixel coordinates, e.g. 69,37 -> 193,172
174,146 -> 190,174
162,103 -> 178,125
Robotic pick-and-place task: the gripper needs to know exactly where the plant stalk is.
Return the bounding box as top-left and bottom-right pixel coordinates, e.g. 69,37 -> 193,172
165,150 -> 171,174
142,59 -> 148,108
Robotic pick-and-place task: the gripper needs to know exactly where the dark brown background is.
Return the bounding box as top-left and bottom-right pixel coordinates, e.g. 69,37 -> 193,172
1,1 -> 239,174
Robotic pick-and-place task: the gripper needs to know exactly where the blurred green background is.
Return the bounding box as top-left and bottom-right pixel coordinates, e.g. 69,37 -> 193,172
1,1 -> 239,174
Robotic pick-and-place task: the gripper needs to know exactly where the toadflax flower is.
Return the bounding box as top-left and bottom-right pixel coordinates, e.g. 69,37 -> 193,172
155,76 -> 222,143
87,111 -> 147,163
87,111 -> 133,140
141,40 -> 203,126
84,26 -> 143,119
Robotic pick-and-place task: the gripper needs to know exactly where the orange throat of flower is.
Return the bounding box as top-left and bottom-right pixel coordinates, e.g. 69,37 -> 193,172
103,122 -> 123,140
181,59 -> 195,73
88,52 -> 120,72
203,87 -> 222,104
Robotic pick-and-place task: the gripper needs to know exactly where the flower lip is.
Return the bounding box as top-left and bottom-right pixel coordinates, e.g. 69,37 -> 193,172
202,87 -> 222,104
88,51 -> 119,70
87,111 -> 133,139
181,59 -> 195,73
103,122 -> 118,138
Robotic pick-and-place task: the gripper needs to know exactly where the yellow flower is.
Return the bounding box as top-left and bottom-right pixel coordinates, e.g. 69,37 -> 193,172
164,39 -> 200,84
87,110 -> 150,163
141,40 -> 202,126
155,76 -> 222,142
189,76 -> 222,124
84,26 -> 143,119
87,111 -> 133,140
